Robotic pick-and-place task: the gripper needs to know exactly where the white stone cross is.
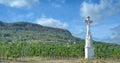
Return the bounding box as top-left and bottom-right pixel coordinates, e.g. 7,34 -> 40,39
85,16 -> 94,59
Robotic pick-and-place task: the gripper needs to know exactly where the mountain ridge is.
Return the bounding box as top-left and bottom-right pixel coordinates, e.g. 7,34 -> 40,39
0,21 -> 81,45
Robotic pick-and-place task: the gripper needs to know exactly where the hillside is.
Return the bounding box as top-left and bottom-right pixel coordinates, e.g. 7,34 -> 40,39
0,21 -> 81,45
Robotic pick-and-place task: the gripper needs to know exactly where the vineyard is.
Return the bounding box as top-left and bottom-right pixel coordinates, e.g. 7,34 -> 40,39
0,41 -> 120,61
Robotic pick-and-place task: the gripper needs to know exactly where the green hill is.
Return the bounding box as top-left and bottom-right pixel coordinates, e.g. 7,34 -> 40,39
0,21 -> 81,45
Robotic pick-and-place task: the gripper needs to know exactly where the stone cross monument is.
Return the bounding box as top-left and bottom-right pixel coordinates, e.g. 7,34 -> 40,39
85,16 -> 94,59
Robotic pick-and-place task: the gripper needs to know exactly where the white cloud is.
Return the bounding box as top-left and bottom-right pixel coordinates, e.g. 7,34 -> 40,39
105,25 -> 120,44
36,17 -> 68,29
0,0 -> 39,8
108,35 -> 120,44
80,0 -> 120,20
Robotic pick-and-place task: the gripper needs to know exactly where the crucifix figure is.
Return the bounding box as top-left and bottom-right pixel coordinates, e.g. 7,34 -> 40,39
85,16 -> 94,59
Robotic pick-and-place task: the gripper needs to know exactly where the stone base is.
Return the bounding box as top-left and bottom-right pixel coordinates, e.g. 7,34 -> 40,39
85,46 -> 94,59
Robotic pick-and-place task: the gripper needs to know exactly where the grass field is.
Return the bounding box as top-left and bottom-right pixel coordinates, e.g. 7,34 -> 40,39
1,57 -> 120,63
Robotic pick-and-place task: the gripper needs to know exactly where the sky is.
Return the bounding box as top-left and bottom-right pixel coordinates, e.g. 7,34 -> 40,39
0,0 -> 120,44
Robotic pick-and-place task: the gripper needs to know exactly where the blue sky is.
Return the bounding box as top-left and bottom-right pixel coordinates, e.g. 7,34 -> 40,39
0,0 -> 120,44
